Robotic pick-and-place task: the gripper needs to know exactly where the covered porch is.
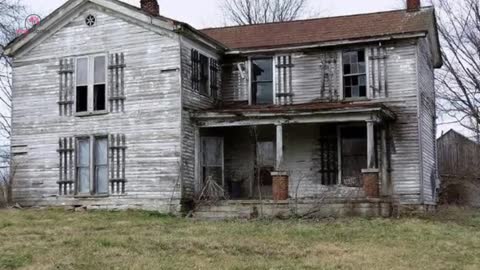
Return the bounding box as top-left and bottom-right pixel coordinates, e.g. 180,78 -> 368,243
192,102 -> 396,202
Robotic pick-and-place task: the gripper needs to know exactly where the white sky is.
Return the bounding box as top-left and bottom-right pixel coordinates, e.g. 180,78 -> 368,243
19,0 -> 461,137
22,0 -> 406,28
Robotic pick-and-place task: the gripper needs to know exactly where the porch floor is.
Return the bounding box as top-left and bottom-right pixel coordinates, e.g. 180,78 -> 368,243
192,198 -> 393,220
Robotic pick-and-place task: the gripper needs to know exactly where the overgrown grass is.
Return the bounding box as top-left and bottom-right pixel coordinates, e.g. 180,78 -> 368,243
1,207 -> 480,269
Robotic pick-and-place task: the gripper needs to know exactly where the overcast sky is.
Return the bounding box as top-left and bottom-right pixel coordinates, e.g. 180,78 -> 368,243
22,0 -> 406,28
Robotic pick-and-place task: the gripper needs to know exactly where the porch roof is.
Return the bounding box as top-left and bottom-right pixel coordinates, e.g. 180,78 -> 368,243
192,102 -> 396,128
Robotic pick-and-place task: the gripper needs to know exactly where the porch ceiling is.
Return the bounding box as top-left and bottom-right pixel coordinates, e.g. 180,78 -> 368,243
191,102 -> 396,128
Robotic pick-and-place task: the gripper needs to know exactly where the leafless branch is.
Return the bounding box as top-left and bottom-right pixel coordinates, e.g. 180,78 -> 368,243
433,0 -> 480,139
219,0 -> 314,25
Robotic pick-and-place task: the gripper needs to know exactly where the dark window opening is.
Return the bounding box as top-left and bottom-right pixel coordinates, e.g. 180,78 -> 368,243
252,58 -> 273,104
76,86 -> 88,112
199,54 -> 209,95
94,85 -> 106,111
343,50 -> 367,98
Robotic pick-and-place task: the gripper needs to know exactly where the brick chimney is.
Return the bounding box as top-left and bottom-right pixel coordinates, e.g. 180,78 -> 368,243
140,0 -> 159,16
407,0 -> 421,12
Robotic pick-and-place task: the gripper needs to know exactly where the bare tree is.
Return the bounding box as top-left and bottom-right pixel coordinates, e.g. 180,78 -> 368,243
220,0 -> 313,25
433,0 -> 480,140
0,0 -> 27,206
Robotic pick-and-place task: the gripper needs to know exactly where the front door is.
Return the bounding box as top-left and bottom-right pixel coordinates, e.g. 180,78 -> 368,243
200,137 -> 224,189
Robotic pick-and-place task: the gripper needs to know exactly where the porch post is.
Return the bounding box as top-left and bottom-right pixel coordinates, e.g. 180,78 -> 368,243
275,124 -> 284,170
363,120 -> 380,198
366,120 -> 376,169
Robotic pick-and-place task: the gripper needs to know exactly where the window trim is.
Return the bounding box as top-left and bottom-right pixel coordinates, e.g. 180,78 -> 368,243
249,57 -> 275,105
74,53 -> 108,116
75,135 -> 110,197
340,48 -> 370,101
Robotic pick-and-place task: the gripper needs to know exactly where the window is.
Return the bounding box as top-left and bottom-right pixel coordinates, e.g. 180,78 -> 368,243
191,49 -> 218,97
343,50 -> 367,98
251,58 -> 273,105
75,55 -> 107,114
76,136 -> 108,195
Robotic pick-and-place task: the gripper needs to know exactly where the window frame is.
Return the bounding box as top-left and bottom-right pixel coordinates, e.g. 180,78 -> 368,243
74,54 -> 108,117
250,57 -> 275,105
75,135 -> 110,197
340,49 -> 369,100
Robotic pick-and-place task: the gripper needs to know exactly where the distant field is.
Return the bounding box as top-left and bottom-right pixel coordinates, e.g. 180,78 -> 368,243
0,207 -> 479,270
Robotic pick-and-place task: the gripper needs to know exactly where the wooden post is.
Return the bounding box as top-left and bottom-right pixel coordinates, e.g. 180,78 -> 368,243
276,124 -> 283,171
367,120 -> 376,169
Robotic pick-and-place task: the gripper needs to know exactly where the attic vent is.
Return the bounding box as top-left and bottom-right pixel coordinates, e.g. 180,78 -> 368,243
85,14 -> 96,27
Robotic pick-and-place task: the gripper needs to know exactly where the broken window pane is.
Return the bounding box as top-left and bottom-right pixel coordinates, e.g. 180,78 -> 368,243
343,50 -> 367,98
94,85 -> 106,111
76,86 -> 88,112
76,58 -> 88,85
95,137 -> 108,194
94,56 -> 106,84
77,138 -> 90,194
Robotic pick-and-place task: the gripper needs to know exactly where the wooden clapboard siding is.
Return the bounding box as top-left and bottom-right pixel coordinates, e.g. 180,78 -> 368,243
219,39 -> 426,204
11,7 -> 182,212
417,38 -> 437,204
180,38 -> 221,200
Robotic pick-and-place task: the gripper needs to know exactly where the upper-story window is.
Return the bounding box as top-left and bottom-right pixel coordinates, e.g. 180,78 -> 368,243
76,55 -> 107,114
251,58 -> 274,105
191,49 -> 219,97
343,50 -> 367,99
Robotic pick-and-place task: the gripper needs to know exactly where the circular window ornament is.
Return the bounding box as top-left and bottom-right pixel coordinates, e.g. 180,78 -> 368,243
85,15 -> 96,27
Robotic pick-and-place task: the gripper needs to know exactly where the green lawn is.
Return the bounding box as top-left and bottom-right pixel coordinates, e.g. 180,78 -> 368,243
0,208 -> 480,270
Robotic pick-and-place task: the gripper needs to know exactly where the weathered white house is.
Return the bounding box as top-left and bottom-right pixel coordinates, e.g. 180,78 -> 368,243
5,0 -> 441,216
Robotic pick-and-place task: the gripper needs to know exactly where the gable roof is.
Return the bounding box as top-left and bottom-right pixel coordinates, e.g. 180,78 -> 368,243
201,7 -> 442,67
4,0 -> 227,57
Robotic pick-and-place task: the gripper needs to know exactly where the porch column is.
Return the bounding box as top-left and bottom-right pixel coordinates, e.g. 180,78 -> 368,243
363,120 -> 380,198
275,124 -> 284,170
366,120 -> 376,169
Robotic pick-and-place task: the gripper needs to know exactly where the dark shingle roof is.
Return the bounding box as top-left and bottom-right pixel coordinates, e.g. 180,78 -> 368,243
201,8 -> 435,50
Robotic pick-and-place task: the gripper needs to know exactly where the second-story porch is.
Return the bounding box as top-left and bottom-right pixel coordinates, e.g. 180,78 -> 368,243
191,102 -> 396,202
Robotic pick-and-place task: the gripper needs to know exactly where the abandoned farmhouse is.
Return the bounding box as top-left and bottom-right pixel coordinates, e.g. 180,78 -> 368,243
4,0 -> 442,216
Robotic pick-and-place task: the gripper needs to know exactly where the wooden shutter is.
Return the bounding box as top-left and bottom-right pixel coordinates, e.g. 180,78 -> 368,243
210,59 -> 219,98
58,59 -> 74,116
275,55 -> 294,105
57,137 -> 75,195
108,53 -> 126,113
191,49 -> 200,91
109,134 -> 127,195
